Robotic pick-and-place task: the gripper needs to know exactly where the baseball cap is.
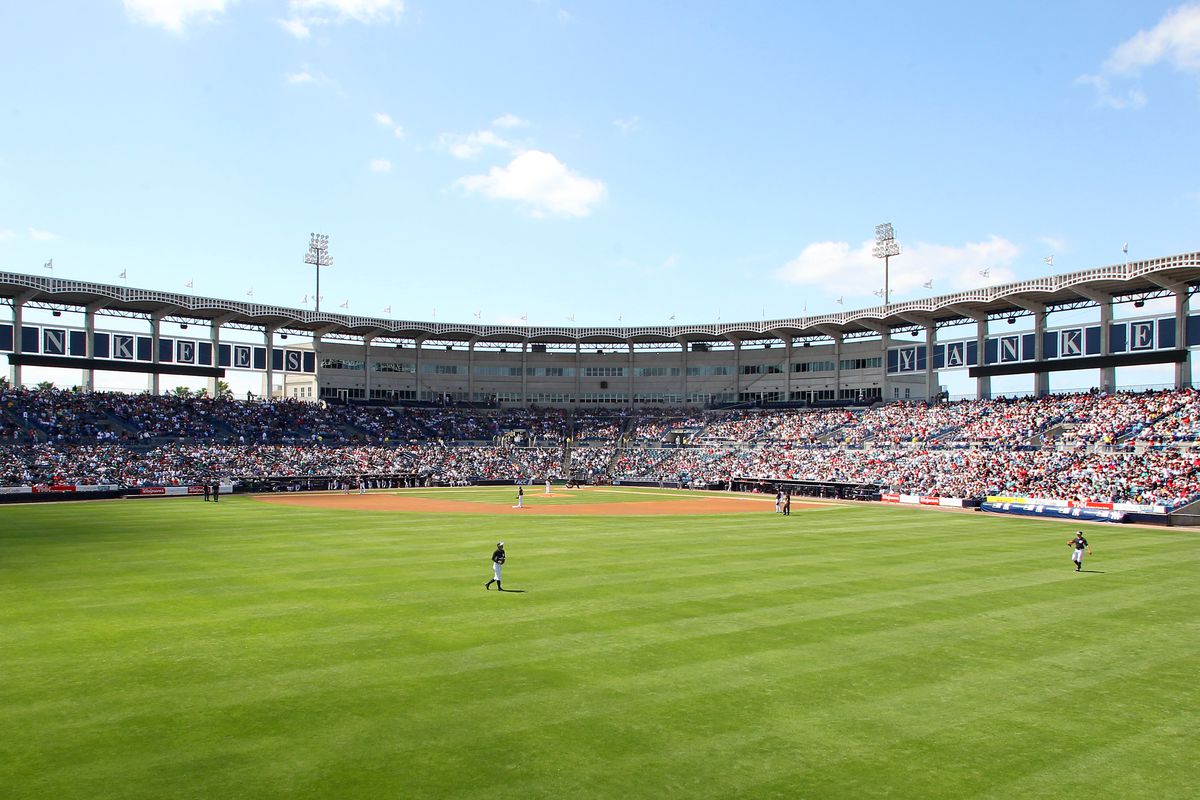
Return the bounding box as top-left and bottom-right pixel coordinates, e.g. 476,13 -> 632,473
497,541 -> 504,547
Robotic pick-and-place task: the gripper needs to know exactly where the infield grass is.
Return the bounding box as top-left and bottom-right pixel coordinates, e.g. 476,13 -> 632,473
1,489 -> 1197,799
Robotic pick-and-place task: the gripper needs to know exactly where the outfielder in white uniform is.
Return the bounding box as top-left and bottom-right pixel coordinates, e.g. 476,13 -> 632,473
545,478 -> 552,494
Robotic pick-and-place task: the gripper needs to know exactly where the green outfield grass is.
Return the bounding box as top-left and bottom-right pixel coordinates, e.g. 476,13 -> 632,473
1,490 -> 1197,799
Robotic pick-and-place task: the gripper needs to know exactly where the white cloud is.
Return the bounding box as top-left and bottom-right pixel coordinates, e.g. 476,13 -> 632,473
373,112 -> 404,138
456,150 -> 607,218
1105,3 -> 1200,75
775,235 -> 1020,299
123,0 -> 230,33
276,16 -> 310,38
613,116 -> 641,134
369,158 -> 393,173
441,129 -> 513,160
280,0 -> 405,38
284,66 -> 332,86
29,228 -> 58,241
1079,3 -> 1200,108
1075,73 -> 1147,110
0,229 -> 14,241
492,113 -> 529,129
1038,235 -> 1068,253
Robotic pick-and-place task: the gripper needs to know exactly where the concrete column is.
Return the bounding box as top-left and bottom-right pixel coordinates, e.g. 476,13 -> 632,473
82,304 -> 99,391
362,335 -> 375,402
574,342 -> 581,404
209,320 -> 224,397
262,326 -> 275,400
678,339 -> 689,405
627,343 -> 635,408
882,330 -> 894,402
10,297 -> 25,386
521,341 -> 529,406
1099,297 -> 1115,393
1033,309 -> 1049,397
784,336 -> 794,401
414,335 -> 426,402
976,317 -> 991,400
1177,290 -> 1193,389
150,312 -> 164,394
925,324 -> 938,401
832,334 -> 842,400
467,339 -> 477,403
732,340 -> 742,402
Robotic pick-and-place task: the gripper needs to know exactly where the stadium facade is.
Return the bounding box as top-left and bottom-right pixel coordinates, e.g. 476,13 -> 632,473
2,251 -> 1199,407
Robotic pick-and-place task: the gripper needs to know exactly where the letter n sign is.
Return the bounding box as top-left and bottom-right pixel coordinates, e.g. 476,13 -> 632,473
999,335 -> 1021,362
1129,320 -> 1155,351
43,328 -> 67,356
1060,329 -> 1083,358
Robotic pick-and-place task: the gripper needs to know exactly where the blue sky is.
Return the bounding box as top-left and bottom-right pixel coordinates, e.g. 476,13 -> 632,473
2,1 -> 1200,393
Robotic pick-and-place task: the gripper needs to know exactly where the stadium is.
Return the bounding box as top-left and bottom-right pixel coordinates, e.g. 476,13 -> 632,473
3,253 -> 1200,798
5,3 -> 1200,799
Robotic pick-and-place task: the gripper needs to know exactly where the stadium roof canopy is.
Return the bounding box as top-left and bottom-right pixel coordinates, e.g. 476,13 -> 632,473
2,251 -> 1199,346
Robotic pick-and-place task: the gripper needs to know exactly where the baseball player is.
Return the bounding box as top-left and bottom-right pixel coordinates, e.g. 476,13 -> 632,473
545,478 -> 552,494
1068,531 -> 1092,572
513,485 -> 524,509
484,541 -> 506,590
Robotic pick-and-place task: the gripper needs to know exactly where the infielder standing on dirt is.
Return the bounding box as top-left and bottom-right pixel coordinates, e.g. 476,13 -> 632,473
1068,531 -> 1092,572
485,541 -> 506,590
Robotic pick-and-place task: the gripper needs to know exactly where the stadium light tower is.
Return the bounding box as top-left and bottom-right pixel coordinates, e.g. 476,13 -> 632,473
304,233 -> 333,312
873,223 -> 901,306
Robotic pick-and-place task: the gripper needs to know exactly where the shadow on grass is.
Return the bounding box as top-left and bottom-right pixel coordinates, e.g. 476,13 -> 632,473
497,587 -> 526,593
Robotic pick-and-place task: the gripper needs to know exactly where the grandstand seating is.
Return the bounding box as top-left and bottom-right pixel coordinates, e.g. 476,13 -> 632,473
3,386 -> 1200,508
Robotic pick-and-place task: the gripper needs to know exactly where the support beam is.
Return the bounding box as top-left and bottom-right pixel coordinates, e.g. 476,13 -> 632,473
949,306 -> 991,400
627,343 -> 635,408
1176,289 -> 1192,389
362,334 -> 375,403
467,338 -> 478,403
783,335 -> 793,401
149,310 -> 171,394
262,326 -> 275,400
814,326 -> 843,401
1009,299 -> 1049,396
677,338 -> 689,404
574,341 -> 581,405
729,338 -> 742,402
207,314 -> 236,397
413,335 -> 427,402
925,324 -> 938,400
859,321 -> 891,402
520,341 -> 528,406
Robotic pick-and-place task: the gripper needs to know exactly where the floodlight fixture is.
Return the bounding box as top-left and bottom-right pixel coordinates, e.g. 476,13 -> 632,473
872,222 -> 901,306
304,233 -> 333,312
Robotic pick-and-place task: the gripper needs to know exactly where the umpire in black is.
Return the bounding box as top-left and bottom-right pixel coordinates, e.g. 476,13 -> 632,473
484,542 -> 506,590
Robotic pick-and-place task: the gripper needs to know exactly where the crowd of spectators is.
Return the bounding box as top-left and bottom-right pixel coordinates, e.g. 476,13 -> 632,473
4,386 -> 1200,508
